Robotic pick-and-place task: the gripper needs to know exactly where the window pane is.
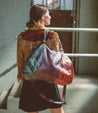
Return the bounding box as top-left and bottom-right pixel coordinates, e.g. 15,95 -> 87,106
61,0 -> 73,10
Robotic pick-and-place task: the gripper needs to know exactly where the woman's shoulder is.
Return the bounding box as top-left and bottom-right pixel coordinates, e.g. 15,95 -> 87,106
47,30 -> 59,40
17,29 -> 59,41
17,29 -> 27,40
48,30 -> 58,35
17,29 -> 43,41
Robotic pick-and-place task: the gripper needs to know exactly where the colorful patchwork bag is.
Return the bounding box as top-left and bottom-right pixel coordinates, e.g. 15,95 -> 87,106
22,29 -> 74,85
22,29 -> 74,104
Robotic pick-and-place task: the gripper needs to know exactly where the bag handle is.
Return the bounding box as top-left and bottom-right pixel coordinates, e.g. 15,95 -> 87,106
58,38 -> 64,52
43,29 -> 49,43
43,29 -> 64,52
32,81 -> 66,104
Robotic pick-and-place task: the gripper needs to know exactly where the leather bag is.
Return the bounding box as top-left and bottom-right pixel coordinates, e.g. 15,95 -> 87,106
22,30 -> 74,85
22,29 -> 74,104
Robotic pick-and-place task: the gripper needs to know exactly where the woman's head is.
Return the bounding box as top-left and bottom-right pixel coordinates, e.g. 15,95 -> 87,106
26,4 -> 51,28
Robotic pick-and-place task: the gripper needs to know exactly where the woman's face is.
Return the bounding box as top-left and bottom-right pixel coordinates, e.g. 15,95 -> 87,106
43,10 -> 51,26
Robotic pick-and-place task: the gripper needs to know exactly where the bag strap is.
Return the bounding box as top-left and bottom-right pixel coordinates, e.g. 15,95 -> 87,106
43,29 -> 64,52
43,29 -> 49,43
32,81 -> 66,104
58,38 -> 64,52
41,30 -> 66,104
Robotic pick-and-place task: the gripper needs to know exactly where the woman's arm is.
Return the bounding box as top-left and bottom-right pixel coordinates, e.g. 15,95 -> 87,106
17,35 -> 24,82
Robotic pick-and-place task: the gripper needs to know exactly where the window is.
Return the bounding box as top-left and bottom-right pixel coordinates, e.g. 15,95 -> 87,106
61,0 -> 73,10
33,0 -> 73,10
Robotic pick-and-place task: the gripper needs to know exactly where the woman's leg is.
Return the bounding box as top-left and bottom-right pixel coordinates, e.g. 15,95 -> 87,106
50,107 -> 64,113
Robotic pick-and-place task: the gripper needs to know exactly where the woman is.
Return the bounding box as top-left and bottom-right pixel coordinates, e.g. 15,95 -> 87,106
17,4 -> 64,113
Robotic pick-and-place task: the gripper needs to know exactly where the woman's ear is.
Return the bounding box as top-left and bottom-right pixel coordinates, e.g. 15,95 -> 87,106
41,15 -> 44,20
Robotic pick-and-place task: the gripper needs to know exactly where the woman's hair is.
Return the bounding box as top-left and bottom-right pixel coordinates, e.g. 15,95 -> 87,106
26,4 -> 48,28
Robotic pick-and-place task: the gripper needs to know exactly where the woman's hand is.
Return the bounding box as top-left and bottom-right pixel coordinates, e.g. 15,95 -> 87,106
18,79 -> 23,85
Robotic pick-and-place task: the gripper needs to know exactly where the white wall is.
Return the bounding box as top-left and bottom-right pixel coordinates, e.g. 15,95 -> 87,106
78,0 -> 98,74
0,0 -> 30,49
0,0 -> 31,73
